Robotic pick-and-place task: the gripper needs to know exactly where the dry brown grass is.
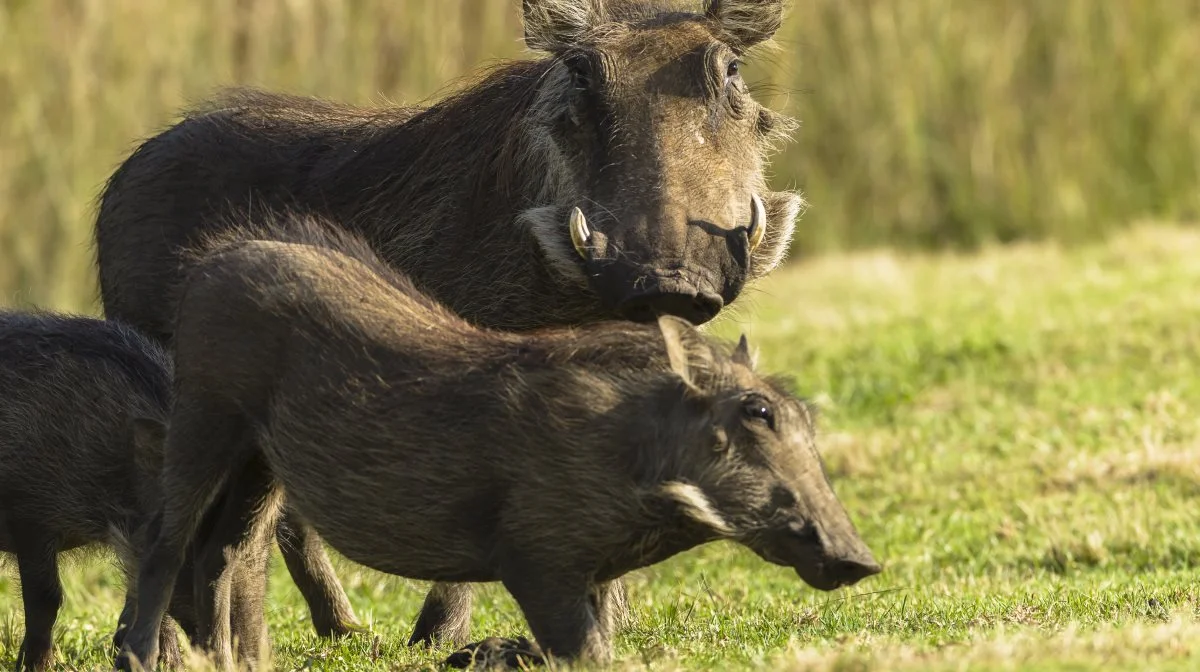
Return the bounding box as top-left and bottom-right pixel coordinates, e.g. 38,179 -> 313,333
2,1 -> 1199,312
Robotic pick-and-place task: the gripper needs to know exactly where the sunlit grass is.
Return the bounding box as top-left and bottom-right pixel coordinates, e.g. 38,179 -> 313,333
2,225 -> 1197,670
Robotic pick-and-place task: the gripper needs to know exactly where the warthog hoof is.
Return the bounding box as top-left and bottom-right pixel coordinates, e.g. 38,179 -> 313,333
444,636 -> 544,669
14,640 -> 55,672
317,617 -> 369,640
111,625 -> 129,651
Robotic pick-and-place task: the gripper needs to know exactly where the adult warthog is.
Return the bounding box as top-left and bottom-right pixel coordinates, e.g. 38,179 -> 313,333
94,0 -> 806,649
115,220 -> 878,670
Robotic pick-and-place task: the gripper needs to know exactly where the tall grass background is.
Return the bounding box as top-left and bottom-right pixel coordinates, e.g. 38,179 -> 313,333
1,0 -> 1197,313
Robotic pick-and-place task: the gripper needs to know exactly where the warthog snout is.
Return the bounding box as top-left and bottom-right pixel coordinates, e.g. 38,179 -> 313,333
751,502 -> 882,591
572,202 -> 761,325
769,520 -> 882,591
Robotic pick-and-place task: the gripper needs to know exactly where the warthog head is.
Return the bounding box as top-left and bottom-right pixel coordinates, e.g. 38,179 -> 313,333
519,0 -> 805,325
654,316 -> 881,590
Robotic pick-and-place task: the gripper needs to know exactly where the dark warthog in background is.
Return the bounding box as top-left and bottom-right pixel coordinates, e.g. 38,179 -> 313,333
94,0 -> 806,648
116,220 -> 878,670
0,312 -> 195,671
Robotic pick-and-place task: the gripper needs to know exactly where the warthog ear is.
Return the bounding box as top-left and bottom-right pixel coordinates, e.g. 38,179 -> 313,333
131,416 -> 167,472
705,0 -> 785,52
658,314 -> 717,389
750,190 -> 805,279
732,334 -> 757,368
523,0 -> 605,52
659,314 -> 697,386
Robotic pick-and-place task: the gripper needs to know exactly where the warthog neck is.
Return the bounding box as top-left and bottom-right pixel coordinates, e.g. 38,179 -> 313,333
310,59 -> 602,329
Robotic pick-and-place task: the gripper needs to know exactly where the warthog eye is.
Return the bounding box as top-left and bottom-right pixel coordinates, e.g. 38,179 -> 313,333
741,394 -> 775,430
723,58 -> 747,117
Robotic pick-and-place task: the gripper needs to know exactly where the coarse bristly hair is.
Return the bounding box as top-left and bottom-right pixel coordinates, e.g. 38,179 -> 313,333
96,0 -> 805,342
180,210 -> 741,371
94,2 -> 827,662
119,205 -> 881,671
0,310 -> 191,669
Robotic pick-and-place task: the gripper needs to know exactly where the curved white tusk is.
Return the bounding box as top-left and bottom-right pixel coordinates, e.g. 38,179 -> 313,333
569,206 -> 591,259
748,193 -> 767,251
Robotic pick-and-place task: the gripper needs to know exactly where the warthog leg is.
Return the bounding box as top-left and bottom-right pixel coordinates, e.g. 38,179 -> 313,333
408,582 -> 474,647
192,454 -> 282,671
411,577 -> 629,652
111,520 -> 193,668
116,405 -> 256,672
441,585 -> 623,670
499,565 -> 614,665
110,603 -> 186,670
111,570 -> 185,669
591,580 -> 626,644
276,510 -> 361,637
12,533 -> 61,672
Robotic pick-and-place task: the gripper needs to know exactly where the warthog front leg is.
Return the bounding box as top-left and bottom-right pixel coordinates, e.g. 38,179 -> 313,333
412,578 -> 629,652
444,580 -> 623,668
111,520 -> 196,668
111,581 -> 184,670
408,583 -> 474,647
192,456 -> 282,671
276,509 -> 361,638
112,592 -> 135,651
116,406 -> 255,672
498,567 -> 614,665
12,534 -> 61,672
591,580 -> 626,644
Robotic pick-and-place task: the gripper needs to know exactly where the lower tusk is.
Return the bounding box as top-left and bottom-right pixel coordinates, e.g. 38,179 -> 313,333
748,193 -> 767,251
569,207 -> 591,259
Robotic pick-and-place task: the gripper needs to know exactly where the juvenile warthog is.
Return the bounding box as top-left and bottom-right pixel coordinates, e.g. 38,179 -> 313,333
0,312 -> 193,671
95,0 -> 807,647
116,221 -> 880,670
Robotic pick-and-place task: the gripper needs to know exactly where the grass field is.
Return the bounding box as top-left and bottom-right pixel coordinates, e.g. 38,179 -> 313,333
1,224 -> 1197,670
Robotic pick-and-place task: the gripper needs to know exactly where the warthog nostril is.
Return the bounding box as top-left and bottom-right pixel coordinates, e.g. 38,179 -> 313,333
619,290 -> 724,325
